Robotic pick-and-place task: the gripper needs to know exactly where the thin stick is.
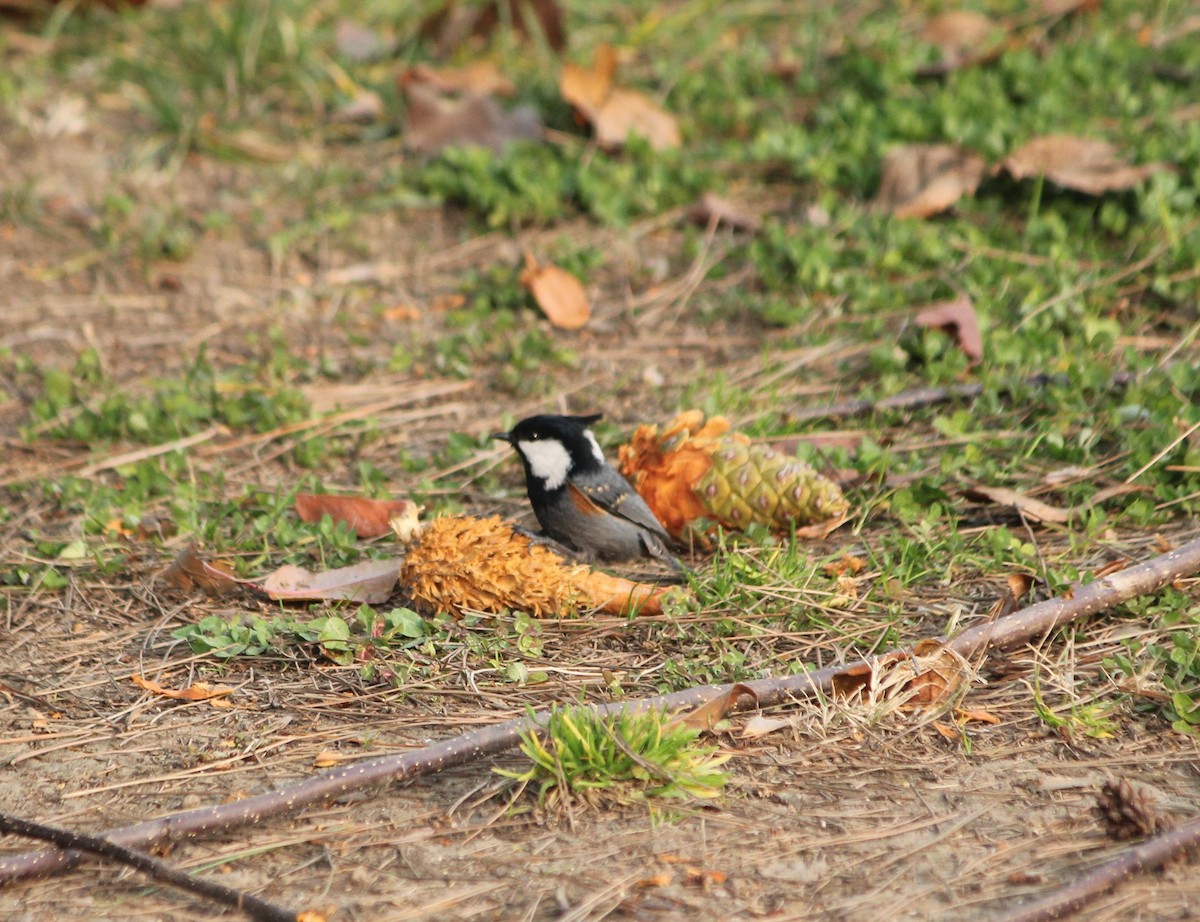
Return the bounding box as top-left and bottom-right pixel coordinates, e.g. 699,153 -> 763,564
1125,418 -> 1200,484
789,372 -> 1135,425
4,536 -> 1200,886
0,812 -> 298,922
996,816 -> 1200,922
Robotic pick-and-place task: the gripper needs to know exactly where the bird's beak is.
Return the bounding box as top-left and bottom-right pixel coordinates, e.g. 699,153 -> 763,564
491,431 -> 513,444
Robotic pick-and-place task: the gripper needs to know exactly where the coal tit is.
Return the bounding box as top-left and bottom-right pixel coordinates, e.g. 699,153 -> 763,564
493,413 -> 683,568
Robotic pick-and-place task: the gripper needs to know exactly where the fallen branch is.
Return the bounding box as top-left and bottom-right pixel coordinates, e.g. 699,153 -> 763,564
0,812 -> 298,922
3,536 -> 1199,886
996,815 -> 1200,922
789,371 -> 1133,425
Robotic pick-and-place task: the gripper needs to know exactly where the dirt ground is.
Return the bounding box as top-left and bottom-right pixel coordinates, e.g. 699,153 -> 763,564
2,48 -> 1200,922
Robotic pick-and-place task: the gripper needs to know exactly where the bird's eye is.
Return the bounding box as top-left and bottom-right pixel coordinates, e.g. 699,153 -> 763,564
529,432 -> 540,440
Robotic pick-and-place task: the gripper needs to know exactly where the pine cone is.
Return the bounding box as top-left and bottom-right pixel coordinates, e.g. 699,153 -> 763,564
618,410 -> 849,546
1094,779 -> 1168,840
400,515 -> 673,617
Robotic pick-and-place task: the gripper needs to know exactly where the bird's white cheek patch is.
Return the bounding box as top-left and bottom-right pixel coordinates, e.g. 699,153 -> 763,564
585,431 -> 606,464
518,439 -> 572,490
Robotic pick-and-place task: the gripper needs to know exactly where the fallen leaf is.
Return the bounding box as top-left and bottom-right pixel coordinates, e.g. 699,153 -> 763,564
690,192 -> 762,232
132,674 -> 235,703
674,683 -> 757,732
561,43 -> 616,112
985,572 -> 1035,620
831,660 -> 876,701
635,872 -> 672,889
957,708 -> 1002,725
520,254 -> 591,330
822,553 -> 867,577
918,10 -> 1007,73
965,485 -> 1071,524
404,82 -> 542,155
832,639 -> 972,713
1003,135 -> 1173,195
560,44 -> 680,151
334,19 -> 390,61
903,639 -> 971,708
419,0 -> 566,56
932,721 -> 960,740
914,295 -> 984,362
295,493 -> 417,539
875,144 -> 987,218
161,546 -> 240,596
197,115 -> 293,162
331,90 -> 384,124
739,714 -> 792,739
685,867 -> 727,887
1093,559 -> 1129,579
313,749 -> 349,768
259,559 -> 398,604
406,61 -> 516,97
1089,482 -> 1153,505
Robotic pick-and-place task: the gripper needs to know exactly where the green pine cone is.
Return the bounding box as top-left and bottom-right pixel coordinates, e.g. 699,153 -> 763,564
695,441 -> 849,531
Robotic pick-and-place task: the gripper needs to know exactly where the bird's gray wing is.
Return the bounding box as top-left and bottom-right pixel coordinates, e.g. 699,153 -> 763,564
571,467 -> 674,544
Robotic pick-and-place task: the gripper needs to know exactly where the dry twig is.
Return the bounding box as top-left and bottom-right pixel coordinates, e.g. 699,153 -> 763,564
996,816 -> 1200,922
0,812 -> 298,922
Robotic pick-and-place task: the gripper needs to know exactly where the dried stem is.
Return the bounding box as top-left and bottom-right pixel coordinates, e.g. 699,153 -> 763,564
789,371 -> 1133,424
996,816 -> 1200,922
0,812 -> 298,922
3,536 -> 1200,886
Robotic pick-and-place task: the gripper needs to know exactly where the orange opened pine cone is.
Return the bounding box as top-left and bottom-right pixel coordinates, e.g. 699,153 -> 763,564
618,410 -> 850,547
400,515 -> 675,617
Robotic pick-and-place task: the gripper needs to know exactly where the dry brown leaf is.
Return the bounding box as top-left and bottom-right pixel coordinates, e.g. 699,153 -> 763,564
161,546 -> 240,597
259,559 -> 398,604
986,572 -> 1035,620
334,19 -> 389,62
132,674 -> 235,703
674,683 -> 757,732
313,750 -> 349,768
685,867 -> 727,887
832,639 -> 972,712
739,714 -> 792,739
197,114 -> 293,162
1093,559 -> 1130,579
419,0 -> 566,56
957,708 -> 1002,725
1003,135 -> 1173,195
919,10 -> 1006,73
875,144 -> 987,218
520,254 -> 591,330
903,639 -> 970,708
914,295 -> 984,362
295,493 -> 417,539
965,484 -> 1071,524
823,553 -> 867,577
331,90 -> 384,124
932,721 -> 961,740
406,61 -> 516,97
403,82 -> 541,155
690,192 -> 762,232
560,43 -> 617,114
560,44 -> 680,151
